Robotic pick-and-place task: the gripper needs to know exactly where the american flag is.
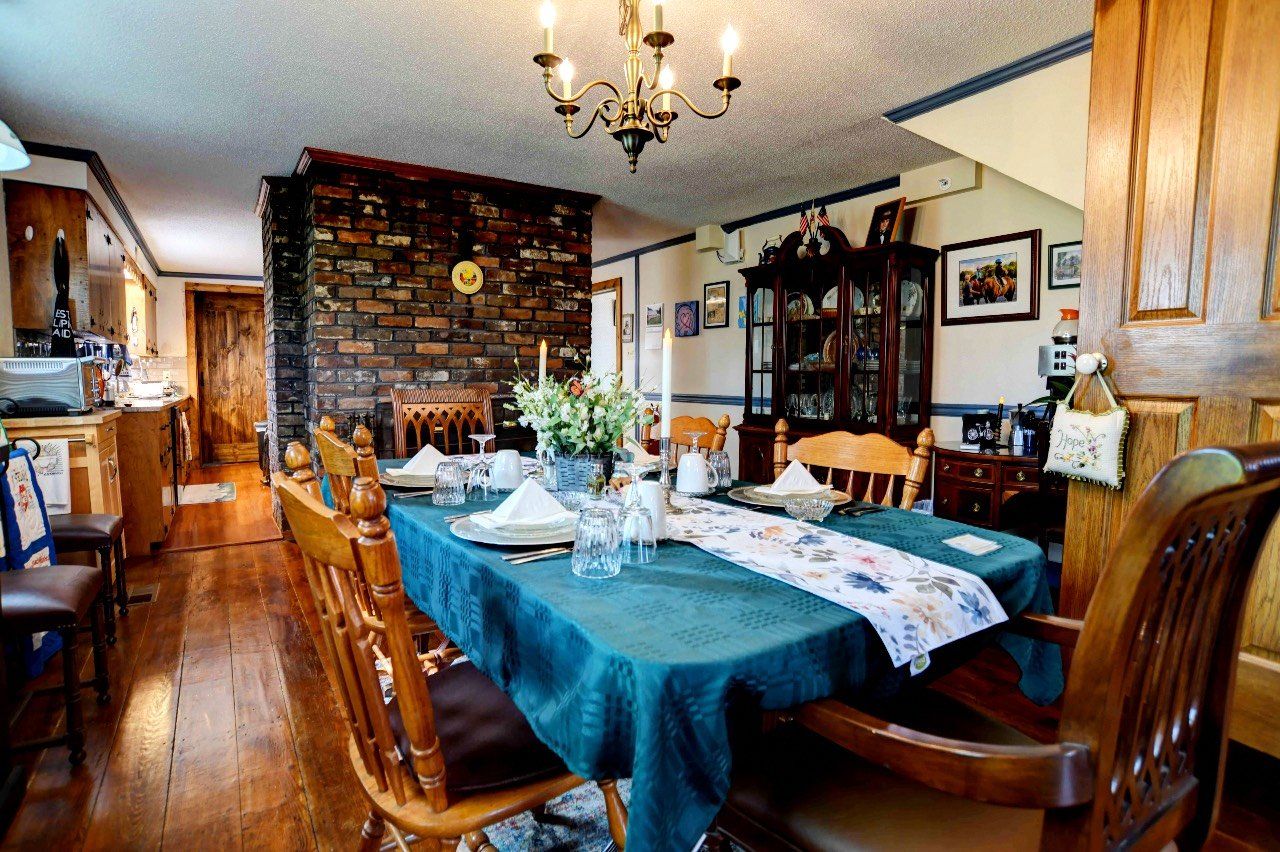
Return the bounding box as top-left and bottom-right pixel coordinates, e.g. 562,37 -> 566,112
798,206 -> 810,237
817,204 -> 830,228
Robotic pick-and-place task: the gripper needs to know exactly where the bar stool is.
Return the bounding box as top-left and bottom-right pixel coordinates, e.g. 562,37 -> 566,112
2,564 -> 111,765
47,514 -> 126,645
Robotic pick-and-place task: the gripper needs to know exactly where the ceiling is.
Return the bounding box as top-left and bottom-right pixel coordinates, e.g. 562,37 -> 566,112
0,1 -> 1092,276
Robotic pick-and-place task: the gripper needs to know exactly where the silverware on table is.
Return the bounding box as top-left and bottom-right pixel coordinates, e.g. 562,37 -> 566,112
391,489 -> 434,500
501,546 -> 569,562
839,505 -> 887,517
442,510 -> 492,522
505,547 -> 572,565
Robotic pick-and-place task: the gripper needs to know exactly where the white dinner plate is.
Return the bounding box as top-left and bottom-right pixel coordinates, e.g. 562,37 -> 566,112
727,485 -> 852,508
450,516 -> 577,547
380,472 -> 436,489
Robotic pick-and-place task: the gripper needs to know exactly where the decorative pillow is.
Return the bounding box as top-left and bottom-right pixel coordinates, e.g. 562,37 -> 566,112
1044,363 -> 1129,490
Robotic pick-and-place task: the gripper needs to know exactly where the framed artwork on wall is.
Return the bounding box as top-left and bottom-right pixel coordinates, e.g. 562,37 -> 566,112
644,303 -> 664,331
737,295 -> 747,328
940,229 -> 1041,326
865,197 -> 906,246
703,281 -> 729,328
674,301 -> 699,337
621,313 -> 634,343
1048,240 -> 1082,289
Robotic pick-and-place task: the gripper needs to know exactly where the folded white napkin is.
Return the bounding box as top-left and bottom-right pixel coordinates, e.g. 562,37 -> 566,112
388,443 -> 447,477
942,534 -> 1002,556
472,479 -> 577,530
759,460 -> 826,495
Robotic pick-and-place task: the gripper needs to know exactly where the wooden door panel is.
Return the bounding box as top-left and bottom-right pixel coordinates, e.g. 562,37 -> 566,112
1067,0 -> 1280,756
195,292 -> 266,465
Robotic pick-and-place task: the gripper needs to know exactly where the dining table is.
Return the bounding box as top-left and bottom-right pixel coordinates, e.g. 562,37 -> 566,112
340,460 -> 1063,852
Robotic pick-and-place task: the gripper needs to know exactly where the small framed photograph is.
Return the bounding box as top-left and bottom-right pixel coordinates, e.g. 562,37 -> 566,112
1048,240 -> 1082,290
674,301 -> 699,337
621,313 -> 634,343
703,281 -> 729,328
941,230 -> 1041,326
865,197 -> 906,246
644,303 -> 664,331
737,295 -> 747,328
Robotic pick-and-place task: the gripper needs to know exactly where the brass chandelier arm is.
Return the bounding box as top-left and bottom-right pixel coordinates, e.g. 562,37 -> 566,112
645,87 -> 732,127
565,98 -> 623,139
543,75 -> 624,106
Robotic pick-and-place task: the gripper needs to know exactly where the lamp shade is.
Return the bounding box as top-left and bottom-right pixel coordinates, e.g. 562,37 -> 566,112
0,120 -> 31,172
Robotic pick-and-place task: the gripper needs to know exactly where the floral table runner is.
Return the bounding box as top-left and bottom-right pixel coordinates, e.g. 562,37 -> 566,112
666,498 -> 1008,666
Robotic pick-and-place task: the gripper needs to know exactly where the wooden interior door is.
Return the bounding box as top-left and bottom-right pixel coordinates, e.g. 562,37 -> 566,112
195,291 -> 266,464
1064,0 -> 1280,757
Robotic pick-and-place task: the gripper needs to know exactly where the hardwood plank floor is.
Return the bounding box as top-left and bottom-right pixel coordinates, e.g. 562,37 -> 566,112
162,462 -> 280,552
4,499 -> 1277,850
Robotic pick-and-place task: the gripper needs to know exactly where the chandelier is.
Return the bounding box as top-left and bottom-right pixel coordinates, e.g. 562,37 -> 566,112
533,0 -> 741,172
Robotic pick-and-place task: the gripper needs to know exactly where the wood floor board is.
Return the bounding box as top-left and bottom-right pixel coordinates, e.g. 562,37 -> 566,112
162,463 -> 280,552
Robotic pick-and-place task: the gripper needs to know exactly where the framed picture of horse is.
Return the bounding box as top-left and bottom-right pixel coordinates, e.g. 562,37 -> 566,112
940,230 -> 1041,326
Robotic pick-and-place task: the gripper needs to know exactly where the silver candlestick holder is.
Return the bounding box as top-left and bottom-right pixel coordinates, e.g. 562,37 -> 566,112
658,437 -> 684,515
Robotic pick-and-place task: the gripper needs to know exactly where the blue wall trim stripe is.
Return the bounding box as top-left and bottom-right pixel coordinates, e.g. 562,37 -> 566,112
884,32 -> 1093,124
592,174 -> 899,270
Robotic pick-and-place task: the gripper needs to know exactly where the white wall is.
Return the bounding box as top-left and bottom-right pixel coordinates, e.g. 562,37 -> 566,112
592,163 -> 1083,466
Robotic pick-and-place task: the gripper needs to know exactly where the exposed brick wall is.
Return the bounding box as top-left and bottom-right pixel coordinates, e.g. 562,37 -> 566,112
260,155 -> 594,460
260,176 -> 306,474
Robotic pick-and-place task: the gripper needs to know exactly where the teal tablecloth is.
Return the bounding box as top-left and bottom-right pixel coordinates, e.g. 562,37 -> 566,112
351,464 -> 1061,851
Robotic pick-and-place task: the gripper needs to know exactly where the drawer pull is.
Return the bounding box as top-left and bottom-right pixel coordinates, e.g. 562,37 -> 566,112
942,463 -> 952,473
970,502 -> 982,514
1015,471 -> 1027,482
972,468 -> 985,478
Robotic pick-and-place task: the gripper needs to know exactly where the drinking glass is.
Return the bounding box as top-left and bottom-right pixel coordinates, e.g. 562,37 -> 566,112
467,432 -> 498,502
586,461 -> 607,498
707,451 -> 732,490
617,461 -> 647,511
571,508 -> 622,579
619,506 -> 657,565
536,445 -> 558,490
431,461 -> 466,506
685,430 -> 707,454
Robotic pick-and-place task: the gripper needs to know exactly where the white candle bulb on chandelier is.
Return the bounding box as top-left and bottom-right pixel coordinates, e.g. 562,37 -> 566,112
720,25 -> 739,77
654,0 -> 664,32
539,1 -> 556,53
558,59 -> 575,98
658,65 -> 674,112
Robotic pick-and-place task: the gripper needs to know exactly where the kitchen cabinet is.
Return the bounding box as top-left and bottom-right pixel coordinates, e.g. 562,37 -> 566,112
145,277 -> 159,355
5,180 -> 130,341
1,410 -> 124,564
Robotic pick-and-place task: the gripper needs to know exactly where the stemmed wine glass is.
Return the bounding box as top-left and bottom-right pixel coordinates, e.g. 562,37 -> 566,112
685,430 -> 707,457
468,432 -> 498,502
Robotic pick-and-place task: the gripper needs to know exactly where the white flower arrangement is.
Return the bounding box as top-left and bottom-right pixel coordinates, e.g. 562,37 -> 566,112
509,358 -> 649,457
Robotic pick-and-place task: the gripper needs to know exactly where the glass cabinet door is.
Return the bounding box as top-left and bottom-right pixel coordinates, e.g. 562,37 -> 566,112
848,264 -> 883,425
781,267 -> 838,422
895,265 -> 927,426
747,282 -> 774,416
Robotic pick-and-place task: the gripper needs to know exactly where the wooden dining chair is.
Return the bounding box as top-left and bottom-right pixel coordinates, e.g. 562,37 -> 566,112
772,418 -> 934,510
311,420 -> 452,651
391,386 -> 495,458
274,448 -> 628,851
709,441 -> 1280,851
641,407 -> 731,457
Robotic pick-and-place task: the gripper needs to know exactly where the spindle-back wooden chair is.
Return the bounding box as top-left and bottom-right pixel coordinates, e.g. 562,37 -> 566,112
391,387 -> 494,458
274,446 -> 628,851
772,419 -> 934,510
641,409 -> 731,458
314,415 -> 380,514
711,441 -> 1280,850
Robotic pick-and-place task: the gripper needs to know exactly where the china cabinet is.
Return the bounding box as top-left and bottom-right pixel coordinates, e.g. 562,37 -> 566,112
735,226 -> 938,483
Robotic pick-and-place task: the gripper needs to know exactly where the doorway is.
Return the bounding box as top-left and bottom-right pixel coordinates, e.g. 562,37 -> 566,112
591,277 -> 623,374
185,284 -> 266,466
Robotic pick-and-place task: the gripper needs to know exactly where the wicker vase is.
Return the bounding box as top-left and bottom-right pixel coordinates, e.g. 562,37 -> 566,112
554,452 -> 614,492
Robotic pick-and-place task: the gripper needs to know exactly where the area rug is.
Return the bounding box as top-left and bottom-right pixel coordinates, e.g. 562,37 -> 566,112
461,780 -> 632,851
178,482 -> 237,505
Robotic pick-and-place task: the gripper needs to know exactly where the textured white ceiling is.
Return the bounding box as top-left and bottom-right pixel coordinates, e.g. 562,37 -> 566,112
0,0 -> 1091,275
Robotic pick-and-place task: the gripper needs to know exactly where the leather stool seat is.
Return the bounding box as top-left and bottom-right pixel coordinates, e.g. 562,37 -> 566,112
47,513 -> 124,551
1,565 -> 104,634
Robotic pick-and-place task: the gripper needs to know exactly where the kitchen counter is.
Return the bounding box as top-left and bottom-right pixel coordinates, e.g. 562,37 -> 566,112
118,394 -> 190,413
1,408 -> 123,430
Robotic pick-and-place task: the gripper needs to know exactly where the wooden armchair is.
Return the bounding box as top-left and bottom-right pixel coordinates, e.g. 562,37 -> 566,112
391,386 -> 495,458
274,448 -> 628,851
641,408 -> 731,458
772,418 -> 934,510
710,441 -> 1280,851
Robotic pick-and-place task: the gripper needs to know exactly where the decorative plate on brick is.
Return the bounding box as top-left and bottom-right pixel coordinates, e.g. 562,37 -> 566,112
451,260 -> 484,294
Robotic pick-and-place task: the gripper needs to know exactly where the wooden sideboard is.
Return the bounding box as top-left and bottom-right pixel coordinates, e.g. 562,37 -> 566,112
932,442 -> 1052,529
